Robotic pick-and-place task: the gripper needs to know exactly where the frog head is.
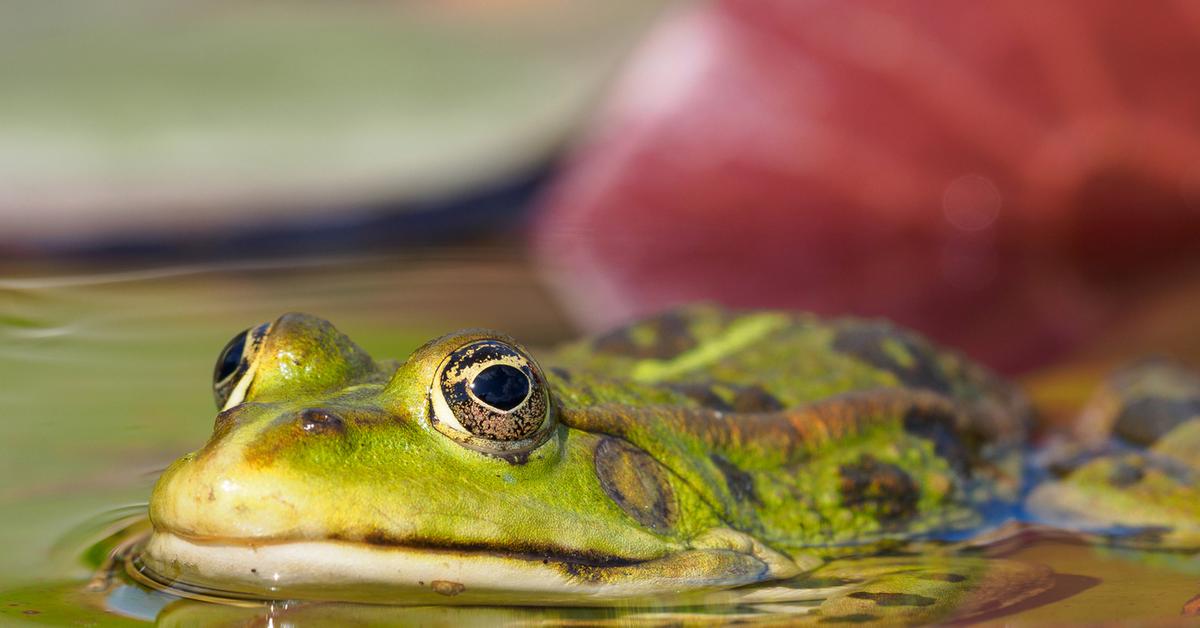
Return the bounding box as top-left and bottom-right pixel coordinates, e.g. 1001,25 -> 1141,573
143,314 -> 798,604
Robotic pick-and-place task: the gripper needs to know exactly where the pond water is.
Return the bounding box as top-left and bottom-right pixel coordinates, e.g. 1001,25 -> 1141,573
0,253 -> 1196,626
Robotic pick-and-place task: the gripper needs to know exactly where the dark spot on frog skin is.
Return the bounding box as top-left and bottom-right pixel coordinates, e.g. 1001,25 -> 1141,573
833,324 -> 952,395
1113,397 -> 1200,446
919,573 -> 967,583
668,382 -> 734,411
710,454 -> 760,504
901,406 -> 975,476
667,382 -> 783,413
21,610 -> 41,615
847,591 -> 937,607
299,408 -> 345,434
730,385 -> 784,412
244,406 -> 397,467
593,437 -> 678,532
593,310 -> 698,360
590,329 -> 640,357
838,455 -> 920,522
548,366 -> 573,383
430,580 -> 465,596
818,614 -> 881,624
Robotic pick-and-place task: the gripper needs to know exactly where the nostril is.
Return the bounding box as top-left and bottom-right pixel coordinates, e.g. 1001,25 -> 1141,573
299,408 -> 345,434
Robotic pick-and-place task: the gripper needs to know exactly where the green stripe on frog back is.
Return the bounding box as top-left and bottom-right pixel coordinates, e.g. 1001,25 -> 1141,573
631,313 -> 791,382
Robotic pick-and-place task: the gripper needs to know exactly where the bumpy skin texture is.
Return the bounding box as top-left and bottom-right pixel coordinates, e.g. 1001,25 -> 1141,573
547,305 -> 1030,553
144,306 -> 1197,611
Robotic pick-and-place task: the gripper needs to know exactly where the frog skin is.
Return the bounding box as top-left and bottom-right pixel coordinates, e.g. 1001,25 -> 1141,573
139,305 -> 1200,614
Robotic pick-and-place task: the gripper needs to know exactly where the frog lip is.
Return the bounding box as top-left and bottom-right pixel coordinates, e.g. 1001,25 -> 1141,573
133,531 -> 759,605
134,530 -> 589,603
152,528 -> 642,569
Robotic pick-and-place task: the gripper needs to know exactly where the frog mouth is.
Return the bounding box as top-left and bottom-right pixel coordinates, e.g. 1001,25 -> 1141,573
133,530 -> 789,606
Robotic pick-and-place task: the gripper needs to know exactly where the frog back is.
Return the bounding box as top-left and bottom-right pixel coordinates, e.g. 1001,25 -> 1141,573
547,305 -> 1030,554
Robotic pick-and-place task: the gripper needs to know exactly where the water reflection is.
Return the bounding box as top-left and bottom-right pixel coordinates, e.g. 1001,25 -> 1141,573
2,530 -> 1196,625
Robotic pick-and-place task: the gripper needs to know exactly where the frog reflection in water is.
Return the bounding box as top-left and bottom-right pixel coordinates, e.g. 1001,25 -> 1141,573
139,306 -> 1200,620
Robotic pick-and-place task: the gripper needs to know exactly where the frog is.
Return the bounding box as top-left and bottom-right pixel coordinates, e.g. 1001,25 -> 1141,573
134,305 -> 1200,621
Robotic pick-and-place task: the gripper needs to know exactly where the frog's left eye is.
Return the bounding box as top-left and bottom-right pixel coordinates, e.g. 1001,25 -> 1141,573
430,339 -> 553,453
212,322 -> 270,410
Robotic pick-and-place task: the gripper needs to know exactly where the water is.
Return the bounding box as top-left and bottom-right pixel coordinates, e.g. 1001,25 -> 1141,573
0,253 -> 1197,625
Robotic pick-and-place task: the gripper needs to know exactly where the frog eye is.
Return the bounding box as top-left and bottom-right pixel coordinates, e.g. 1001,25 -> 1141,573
430,339 -> 553,453
212,322 -> 270,410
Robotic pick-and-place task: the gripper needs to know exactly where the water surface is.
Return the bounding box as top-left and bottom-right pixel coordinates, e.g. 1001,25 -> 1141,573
0,254 -> 1196,625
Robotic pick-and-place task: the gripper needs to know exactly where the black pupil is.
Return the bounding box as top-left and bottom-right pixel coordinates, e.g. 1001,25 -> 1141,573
215,329 -> 248,383
471,364 -> 530,411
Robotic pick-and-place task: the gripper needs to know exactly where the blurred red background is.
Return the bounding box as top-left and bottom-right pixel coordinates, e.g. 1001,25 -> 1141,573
536,0 -> 1200,373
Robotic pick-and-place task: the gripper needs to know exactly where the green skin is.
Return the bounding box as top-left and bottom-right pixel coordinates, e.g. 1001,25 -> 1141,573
142,305 -> 1200,618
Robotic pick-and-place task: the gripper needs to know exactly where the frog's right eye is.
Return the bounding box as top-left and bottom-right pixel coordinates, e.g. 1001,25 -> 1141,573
212,322 -> 270,410
429,338 -> 555,456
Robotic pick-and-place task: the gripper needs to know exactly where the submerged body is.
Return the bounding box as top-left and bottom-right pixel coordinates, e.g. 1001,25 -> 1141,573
141,306 -> 1200,614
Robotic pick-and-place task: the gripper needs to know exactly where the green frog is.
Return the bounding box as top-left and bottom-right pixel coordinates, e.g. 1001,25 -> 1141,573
135,306 -> 1200,621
